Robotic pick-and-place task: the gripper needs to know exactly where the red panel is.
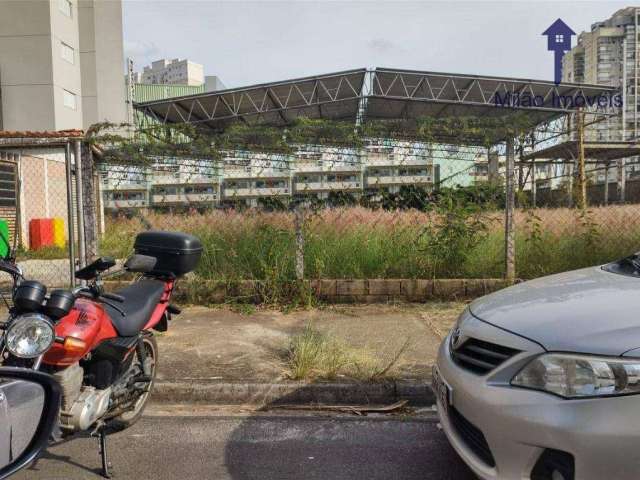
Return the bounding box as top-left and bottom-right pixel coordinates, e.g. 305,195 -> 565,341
29,218 -> 54,250
142,280 -> 174,331
43,299 -> 119,366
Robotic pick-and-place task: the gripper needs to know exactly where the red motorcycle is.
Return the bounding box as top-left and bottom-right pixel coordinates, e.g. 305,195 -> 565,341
0,231 -> 202,478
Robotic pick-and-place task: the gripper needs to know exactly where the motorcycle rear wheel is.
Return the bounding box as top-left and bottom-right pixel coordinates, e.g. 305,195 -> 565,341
107,333 -> 157,432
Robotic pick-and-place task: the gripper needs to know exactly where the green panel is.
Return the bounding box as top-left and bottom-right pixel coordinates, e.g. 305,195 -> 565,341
133,83 -> 205,103
0,219 -> 9,258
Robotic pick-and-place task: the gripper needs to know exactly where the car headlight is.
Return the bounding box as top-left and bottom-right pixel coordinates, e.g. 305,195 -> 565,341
512,353 -> 640,398
4,314 -> 55,359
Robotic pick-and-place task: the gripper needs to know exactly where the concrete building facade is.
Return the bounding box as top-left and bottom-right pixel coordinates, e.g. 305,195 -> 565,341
78,0 -> 128,129
141,58 -> 205,86
99,139 -> 482,211
0,0 -> 127,131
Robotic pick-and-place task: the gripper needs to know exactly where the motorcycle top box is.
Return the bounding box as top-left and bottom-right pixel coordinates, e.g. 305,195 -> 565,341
133,231 -> 202,277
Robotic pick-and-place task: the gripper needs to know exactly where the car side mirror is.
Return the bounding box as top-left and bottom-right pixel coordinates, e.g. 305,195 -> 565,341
0,368 -> 61,480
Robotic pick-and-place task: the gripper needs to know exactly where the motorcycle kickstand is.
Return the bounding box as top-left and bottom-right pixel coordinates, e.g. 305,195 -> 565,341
93,426 -> 113,479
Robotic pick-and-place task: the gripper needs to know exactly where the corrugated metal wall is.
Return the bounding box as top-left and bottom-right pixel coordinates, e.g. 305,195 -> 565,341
133,83 -> 205,103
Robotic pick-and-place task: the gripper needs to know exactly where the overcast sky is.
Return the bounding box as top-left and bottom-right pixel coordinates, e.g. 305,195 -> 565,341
122,1 -> 630,88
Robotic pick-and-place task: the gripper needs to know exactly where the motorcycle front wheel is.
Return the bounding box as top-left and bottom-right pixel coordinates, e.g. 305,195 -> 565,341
107,333 -> 158,432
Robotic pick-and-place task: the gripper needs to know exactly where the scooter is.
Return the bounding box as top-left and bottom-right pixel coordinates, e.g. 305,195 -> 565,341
0,231 -> 202,478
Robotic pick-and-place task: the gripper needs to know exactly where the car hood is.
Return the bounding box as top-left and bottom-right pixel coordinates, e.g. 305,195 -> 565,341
469,267 -> 640,356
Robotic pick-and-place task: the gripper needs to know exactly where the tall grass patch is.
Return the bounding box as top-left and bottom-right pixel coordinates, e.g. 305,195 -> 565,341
99,204 -> 640,282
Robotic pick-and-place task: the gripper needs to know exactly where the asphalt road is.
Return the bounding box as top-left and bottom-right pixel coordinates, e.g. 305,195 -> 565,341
14,410 -> 476,480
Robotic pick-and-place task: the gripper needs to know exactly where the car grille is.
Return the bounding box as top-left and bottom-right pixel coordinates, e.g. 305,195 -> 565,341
451,338 -> 519,374
448,406 -> 496,468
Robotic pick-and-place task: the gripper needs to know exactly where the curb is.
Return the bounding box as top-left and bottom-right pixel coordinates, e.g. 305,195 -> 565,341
152,380 -> 435,406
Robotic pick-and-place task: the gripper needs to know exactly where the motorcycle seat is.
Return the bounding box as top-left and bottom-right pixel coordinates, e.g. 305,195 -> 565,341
103,279 -> 166,337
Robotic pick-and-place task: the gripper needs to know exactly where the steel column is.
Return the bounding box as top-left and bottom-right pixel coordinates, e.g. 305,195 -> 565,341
64,143 -> 76,288
74,140 -> 86,268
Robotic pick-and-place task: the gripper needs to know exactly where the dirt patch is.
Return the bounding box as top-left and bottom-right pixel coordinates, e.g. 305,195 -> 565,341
156,302 -> 467,383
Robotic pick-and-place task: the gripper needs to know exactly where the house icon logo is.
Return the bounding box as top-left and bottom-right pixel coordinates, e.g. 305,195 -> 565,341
542,19 -> 576,85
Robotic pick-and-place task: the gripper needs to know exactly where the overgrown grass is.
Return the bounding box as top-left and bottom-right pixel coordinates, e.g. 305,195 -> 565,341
16,245 -> 69,260
99,205 -> 640,282
285,323 -> 409,382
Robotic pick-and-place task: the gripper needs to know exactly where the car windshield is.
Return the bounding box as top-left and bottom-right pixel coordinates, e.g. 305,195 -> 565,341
602,253 -> 640,278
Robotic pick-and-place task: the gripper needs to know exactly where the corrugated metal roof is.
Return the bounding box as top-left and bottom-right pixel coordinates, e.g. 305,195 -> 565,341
134,83 -> 205,103
0,129 -> 83,138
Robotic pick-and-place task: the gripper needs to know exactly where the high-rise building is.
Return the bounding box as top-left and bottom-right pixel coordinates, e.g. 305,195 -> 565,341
563,7 -> 640,142
0,0 -> 127,131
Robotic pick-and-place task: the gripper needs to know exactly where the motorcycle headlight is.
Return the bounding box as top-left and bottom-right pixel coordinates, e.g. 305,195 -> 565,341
4,313 -> 55,358
512,353 -> 640,398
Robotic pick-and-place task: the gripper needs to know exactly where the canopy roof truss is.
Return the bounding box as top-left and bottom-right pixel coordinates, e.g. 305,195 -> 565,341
135,68 -> 618,141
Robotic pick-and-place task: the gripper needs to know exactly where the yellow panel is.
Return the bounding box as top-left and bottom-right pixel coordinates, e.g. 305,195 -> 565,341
52,217 -> 65,248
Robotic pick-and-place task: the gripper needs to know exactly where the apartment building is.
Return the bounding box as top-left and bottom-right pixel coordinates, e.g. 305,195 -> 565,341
562,7 -> 638,143
557,7 -> 640,187
0,0 -> 127,131
100,139 -> 459,210
135,58 -> 226,93
141,59 -> 204,86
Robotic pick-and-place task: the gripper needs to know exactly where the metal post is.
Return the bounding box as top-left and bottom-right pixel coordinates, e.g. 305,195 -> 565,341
531,158 -> 537,208
294,202 -> 305,281
505,138 -> 516,284
618,158 -> 626,203
567,162 -> 574,208
603,162 -> 609,206
488,147 -> 499,184
577,109 -> 587,209
64,143 -> 76,288
74,140 -> 86,267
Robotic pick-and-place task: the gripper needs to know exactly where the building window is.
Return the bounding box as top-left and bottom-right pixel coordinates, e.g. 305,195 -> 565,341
555,34 -> 564,43
58,0 -> 72,17
61,42 -> 74,64
63,90 -> 76,110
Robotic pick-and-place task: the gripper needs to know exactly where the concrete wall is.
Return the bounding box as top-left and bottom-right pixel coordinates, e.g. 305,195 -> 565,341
165,278 -> 511,304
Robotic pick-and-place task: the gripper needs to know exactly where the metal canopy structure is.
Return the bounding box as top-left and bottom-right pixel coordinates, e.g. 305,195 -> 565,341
521,140 -> 640,161
134,67 -> 617,136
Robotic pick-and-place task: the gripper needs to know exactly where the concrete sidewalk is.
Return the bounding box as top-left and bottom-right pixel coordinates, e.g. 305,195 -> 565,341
152,302 -> 465,405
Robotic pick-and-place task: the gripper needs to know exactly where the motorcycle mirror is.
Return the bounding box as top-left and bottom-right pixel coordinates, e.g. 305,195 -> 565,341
0,368 -> 61,480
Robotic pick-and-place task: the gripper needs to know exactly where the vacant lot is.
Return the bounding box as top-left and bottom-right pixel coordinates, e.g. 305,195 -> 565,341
101,204 -> 640,281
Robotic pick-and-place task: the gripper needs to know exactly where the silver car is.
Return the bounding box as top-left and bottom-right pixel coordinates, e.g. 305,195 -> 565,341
434,256 -> 640,480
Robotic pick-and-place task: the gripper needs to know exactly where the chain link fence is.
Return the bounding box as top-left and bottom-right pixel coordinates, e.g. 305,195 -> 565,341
6,139 -> 634,296
513,156 -> 640,279
0,140 -> 95,289
94,139 -> 640,295
96,140 -> 505,289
